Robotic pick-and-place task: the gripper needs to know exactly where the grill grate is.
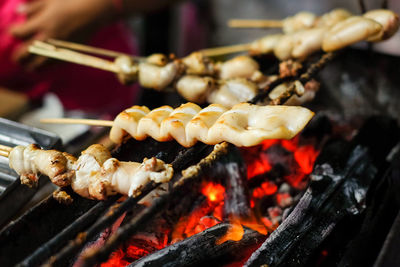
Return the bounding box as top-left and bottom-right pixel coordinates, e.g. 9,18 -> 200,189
0,117 -> 61,229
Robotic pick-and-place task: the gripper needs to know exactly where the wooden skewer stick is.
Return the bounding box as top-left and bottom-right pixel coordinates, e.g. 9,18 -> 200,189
40,118 -> 114,127
46,39 -> 146,62
0,144 -> 12,152
0,150 -> 9,157
29,41 -> 120,73
228,19 -> 283,28
200,43 -> 251,57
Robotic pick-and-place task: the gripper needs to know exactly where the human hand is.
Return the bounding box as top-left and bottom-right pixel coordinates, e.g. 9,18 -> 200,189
9,0 -> 115,71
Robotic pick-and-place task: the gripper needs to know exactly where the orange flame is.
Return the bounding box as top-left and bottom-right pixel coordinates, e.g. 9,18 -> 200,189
216,220 -> 244,245
201,181 -> 225,202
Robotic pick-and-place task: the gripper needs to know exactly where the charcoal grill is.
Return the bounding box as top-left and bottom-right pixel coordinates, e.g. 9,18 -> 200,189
0,49 -> 399,267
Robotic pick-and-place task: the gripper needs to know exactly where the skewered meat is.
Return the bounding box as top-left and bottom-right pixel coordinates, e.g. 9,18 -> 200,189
146,53 -> 169,66
176,75 -> 215,103
109,102 -> 314,147
207,78 -> 258,108
207,102 -> 314,146
115,56 -> 138,85
283,11 -> 317,33
217,56 -> 262,81
314,8 -> 352,28
181,52 -> 215,75
250,9 -> 399,59
269,80 -> 320,106
73,145 -> 173,200
8,144 -> 173,200
279,60 -> 302,78
186,104 -> 228,146
291,27 -> 327,59
138,62 -> 180,90
73,144 -> 111,198
322,16 -> 383,51
363,9 -> 399,41
110,106 -> 151,144
8,144 -> 75,187
249,34 -> 284,55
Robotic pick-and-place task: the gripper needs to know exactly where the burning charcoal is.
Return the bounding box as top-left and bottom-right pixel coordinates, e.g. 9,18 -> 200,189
278,182 -> 290,193
129,223 -> 265,267
244,116 -> 399,267
267,207 -> 283,225
219,145 -> 251,219
276,192 -> 293,208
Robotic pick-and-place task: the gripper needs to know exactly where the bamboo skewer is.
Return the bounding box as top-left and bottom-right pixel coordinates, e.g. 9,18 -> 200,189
200,43 -> 251,57
46,39 -> 146,62
0,144 -> 11,157
47,39 -> 130,58
228,19 -> 283,28
0,144 -> 12,152
29,41 -> 120,73
40,118 -> 114,127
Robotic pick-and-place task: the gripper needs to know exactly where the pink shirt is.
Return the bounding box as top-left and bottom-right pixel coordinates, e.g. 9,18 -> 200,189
0,0 -> 139,116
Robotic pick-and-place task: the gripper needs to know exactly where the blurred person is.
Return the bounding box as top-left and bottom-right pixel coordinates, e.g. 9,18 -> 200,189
0,0 -> 179,116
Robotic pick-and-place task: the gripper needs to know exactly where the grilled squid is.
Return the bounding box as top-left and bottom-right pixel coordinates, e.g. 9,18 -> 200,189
74,145 -> 173,200
176,75 -> 215,104
138,62 -> 180,90
8,144 -> 173,200
181,52 -> 215,75
322,16 -> 383,51
8,144 -> 75,187
217,56 -> 263,81
109,102 -> 314,147
207,78 -> 258,108
249,9 -> 399,59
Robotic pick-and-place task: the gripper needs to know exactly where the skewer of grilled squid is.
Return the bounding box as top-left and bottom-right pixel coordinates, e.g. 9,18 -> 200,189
41,102 -> 314,148
29,9 -> 399,83
206,9 -> 399,59
28,40 -> 286,106
6,144 -> 173,200
228,8 -> 352,32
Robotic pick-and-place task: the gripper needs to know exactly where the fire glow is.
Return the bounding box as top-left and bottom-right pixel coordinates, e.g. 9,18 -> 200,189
102,136 -> 320,266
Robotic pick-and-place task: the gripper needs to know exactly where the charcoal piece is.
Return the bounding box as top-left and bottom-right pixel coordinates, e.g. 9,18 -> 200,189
300,113 -> 332,141
18,195 -> 119,267
0,188 -> 97,266
112,138 -> 185,164
336,150 -> 400,266
223,158 -> 251,219
208,145 -> 251,219
244,116 -> 399,267
130,223 -> 265,267
374,211 -> 400,267
46,182 -> 156,267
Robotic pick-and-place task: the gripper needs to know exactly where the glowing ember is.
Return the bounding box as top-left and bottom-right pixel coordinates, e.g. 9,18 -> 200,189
100,249 -> 130,267
252,181 -> 278,198
102,134 -> 321,266
171,182 -> 225,243
216,220 -> 244,245
201,181 -> 225,202
246,155 -> 272,179
294,145 -> 319,174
